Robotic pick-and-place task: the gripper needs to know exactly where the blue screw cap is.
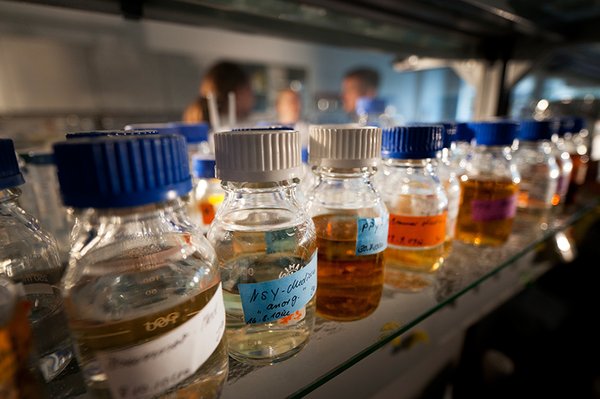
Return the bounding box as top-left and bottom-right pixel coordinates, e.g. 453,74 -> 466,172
470,121 -> 518,146
0,139 -> 25,190
53,135 -> 192,208
381,125 -> 444,159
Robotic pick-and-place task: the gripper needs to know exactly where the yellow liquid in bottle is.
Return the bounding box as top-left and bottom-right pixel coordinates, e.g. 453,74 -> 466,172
313,214 -> 383,321
66,282 -> 228,399
456,178 -> 518,246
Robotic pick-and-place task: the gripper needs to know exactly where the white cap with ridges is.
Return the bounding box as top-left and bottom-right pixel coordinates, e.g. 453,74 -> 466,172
214,128 -> 302,182
309,124 -> 382,168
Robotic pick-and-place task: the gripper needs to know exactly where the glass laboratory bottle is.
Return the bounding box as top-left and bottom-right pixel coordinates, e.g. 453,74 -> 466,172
189,157 -> 225,234
550,121 -> 573,209
455,121 -> 520,246
513,120 -> 559,219
53,134 -> 228,399
306,125 -> 387,321
378,125 -> 447,292
560,116 -> 589,205
0,138 -> 85,398
207,128 -> 317,365
0,277 -> 49,399
438,123 -> 461,257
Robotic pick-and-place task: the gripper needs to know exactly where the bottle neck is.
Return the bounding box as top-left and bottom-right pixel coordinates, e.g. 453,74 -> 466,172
382,158 -> 437,172
314,166 -> 377,180
220,178 -> 304,211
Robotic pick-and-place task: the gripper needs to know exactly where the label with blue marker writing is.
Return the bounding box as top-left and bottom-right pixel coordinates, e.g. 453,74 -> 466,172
238,252 -> 317,324
355,216 -> 389,256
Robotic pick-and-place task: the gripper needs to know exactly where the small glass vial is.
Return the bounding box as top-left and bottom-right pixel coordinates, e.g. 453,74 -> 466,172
550,121 -> 573,209
356,97 -> 393,128
447,122 -> 475,174
513,120 -> 560,218
439,123 -> 462,257
53,134 -> 228,398
207,128 -> 317,364
306,125 -> 387,321
0,138 -> 85,398
455,121 -> 520,246
378,125 -> 447,292
190,157 -> 225,234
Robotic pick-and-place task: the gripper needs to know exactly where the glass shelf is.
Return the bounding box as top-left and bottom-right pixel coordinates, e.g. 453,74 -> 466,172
219,195 -> 600,399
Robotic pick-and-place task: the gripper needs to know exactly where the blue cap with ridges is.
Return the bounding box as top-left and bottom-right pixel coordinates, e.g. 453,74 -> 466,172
171,122 -> 209,144
381,125 -> 444,159
193,157 -> 216,179
470,121 -> 518,146
517,120 -> 558,141
356,97 -> 386,115
0,139 -> 25,189
454,123 -> 475,142
441,122 -> 456,149
53,135 -> 192,208
558,116 -> 585,136
66,130 -> 158,140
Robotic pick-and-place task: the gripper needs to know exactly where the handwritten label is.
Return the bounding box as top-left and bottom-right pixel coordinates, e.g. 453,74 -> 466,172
388,212 -> 447,248
356,217 -> 389,256
238,252 -> 317,324
471,194 -> 517,221
264,228 -> 296,254
97,284 -> 225,399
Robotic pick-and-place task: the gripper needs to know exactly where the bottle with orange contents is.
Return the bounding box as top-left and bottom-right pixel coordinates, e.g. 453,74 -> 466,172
190,157 -> 224,234
378,125 -> 448,292
513,119 -> 559,220
306,125 -> 387,321
455,121 -> 520,246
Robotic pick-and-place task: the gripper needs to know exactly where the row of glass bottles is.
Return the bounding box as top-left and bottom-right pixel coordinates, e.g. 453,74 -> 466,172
0,115 -> 588,397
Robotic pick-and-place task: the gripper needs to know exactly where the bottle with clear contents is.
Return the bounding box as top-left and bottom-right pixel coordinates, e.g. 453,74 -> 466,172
0,138 -> 85,398
356,97 -> 394,128
207,128 -> 317,365
447,122 -> 475,174
560,116 -> 589,205
189,158 -> 225,234
550,121 -> 573,208
513,120 -> 560,219
438,123 -> 462,257
306,125 -> 387,321
53,134 -> 228,399
377,125 -> 447,292
455,122 -> 520,246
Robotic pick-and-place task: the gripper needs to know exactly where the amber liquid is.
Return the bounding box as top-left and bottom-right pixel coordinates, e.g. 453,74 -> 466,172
456,178 -> 518,246
565,153 -> 589,205
65,283 -> 227,399
313,214 -> 384,321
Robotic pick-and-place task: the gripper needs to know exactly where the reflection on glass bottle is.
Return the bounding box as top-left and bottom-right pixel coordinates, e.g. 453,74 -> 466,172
54,134 -> 228,398
378,125 -> 448,292
0,138 -> 85,398
550,120 -> 573,210
455,122 -> 520,246
306,125 -> 387,321
560,116 -> 589,205
208,128 -> 317,365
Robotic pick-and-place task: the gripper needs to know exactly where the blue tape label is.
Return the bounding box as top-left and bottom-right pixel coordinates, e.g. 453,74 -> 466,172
238,252 -> 317,324
355,216 -> 388,256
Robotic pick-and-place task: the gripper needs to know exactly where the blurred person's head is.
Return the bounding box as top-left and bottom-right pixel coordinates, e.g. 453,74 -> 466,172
341,67 -> 380,114
276,89 -> 302,124
199,61 -> 255,122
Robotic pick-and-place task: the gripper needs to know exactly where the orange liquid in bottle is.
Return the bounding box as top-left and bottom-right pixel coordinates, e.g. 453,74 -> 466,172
313,214 -> 383,321
456,178 -> 518,246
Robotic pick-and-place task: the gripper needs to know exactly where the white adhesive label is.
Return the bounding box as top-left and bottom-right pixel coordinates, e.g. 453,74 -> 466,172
97,284 -> 225,399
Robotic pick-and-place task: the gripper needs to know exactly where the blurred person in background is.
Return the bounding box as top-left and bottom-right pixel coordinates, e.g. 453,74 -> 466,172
341,66 -> 380,116
183,61 -> 255,127
275,88 -> 302,125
